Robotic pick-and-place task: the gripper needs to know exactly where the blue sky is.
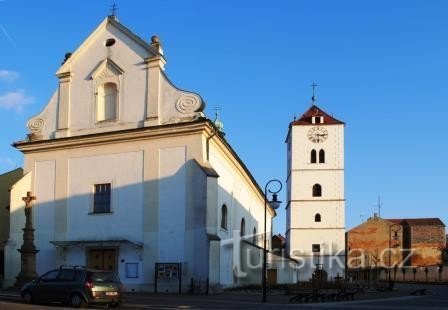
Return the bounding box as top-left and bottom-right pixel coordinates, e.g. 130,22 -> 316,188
0,0 -> 447,233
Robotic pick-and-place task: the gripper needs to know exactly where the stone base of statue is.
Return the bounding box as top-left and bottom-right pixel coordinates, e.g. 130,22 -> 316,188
15,247 -> 39,288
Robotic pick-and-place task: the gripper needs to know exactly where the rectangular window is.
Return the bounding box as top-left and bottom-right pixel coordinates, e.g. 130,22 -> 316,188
312,244 -> 321,253
93,183 -> 111,213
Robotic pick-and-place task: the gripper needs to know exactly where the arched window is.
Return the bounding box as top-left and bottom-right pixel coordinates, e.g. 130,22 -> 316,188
315,213 -> 321,222
221,204 -> 228,230
97,82 -> 117,122
253,227 -> 257,244
319,149 -> 325,163
311,149 -> 317,163
240,218 -> 246,236
312,184 -> 322,197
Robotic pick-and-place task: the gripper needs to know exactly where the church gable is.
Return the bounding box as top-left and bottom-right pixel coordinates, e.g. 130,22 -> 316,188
23,16 -> 205,142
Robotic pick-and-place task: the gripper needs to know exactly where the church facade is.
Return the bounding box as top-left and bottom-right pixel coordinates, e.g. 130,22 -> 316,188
4,16 -> 280,291
286,105 -> 346,281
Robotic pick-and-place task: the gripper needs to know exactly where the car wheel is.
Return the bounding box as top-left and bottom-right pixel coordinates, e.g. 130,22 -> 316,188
69,293 -> 86,308
22,290 -> 33,304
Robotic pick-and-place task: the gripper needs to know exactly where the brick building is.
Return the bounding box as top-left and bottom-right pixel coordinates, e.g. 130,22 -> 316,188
347,215 -> 446,269
401,218 -> 446,266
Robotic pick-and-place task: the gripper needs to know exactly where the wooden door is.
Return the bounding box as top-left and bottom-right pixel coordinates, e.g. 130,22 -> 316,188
88,249 -> 117,272
267,269 -> 277,285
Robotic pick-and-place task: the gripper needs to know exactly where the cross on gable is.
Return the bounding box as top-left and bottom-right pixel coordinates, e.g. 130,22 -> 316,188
22,191 -> 36,207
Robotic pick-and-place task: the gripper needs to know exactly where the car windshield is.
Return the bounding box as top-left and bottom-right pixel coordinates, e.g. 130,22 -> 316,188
88,271 -> 119,283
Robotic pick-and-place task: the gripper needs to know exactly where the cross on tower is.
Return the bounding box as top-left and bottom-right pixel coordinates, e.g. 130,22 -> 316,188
110,2 -> 118,17
311,82 -> 318,104
213,106 -> 221,120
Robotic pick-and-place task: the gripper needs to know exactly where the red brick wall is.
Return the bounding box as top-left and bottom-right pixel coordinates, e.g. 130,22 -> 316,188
408,225 -> 445,266
347,218 -> 403,268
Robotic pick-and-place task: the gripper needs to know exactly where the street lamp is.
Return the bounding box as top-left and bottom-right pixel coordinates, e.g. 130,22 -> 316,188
262,179 -> 282,302
388,223 -> 401,286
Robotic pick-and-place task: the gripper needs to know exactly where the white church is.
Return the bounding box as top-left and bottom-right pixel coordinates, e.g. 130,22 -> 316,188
4,16 -> 345,290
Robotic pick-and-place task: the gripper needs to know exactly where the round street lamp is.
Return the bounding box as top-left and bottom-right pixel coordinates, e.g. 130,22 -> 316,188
262,179 -> 282,303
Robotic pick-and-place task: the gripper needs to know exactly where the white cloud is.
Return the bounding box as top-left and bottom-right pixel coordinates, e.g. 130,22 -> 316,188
0,89 -> 34,113
0,69 -> 20,83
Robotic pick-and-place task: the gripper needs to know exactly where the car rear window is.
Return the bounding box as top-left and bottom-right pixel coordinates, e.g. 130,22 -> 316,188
88,271 -> 119,283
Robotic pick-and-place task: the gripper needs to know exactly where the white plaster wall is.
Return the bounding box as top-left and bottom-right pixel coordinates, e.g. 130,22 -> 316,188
290,170 -> 344,201
68,24 -> 148,132
290,125 -> 344,171
288,228 -> 346,255
289,201 -> 345,228
209,143 -> 271,287
34,160 -> 58,274
3,173 -> 32,287
158,146 -> 186,262
67,151 -> 143,242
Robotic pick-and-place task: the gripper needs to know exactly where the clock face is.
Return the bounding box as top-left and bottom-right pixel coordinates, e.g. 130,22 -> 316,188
307,126 -> 328,143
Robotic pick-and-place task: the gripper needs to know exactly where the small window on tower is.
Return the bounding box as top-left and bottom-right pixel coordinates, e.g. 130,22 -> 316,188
311,149 -> 317,163
319,149 -> 325,163
312,184 -> 322,197
315,213 -> 321,222
312,116 -> 324,124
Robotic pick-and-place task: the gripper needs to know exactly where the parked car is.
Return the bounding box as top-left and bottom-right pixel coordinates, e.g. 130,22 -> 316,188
20,266 -> 122,308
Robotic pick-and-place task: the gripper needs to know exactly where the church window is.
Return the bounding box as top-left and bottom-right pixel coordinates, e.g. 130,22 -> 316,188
240,218 -> 246,236
319,149 -> 325,163
315,213 -> 321,222
93,183 -> 111,213
96,82 -> 118,122
221,204 -> 228,230
311,149 -> 317,163
253,227 -> 257,244
312,184 -> 322,197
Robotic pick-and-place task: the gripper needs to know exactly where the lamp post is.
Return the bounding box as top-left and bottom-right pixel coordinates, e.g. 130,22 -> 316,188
262,179 -> 282,303
388,223 -> 401,286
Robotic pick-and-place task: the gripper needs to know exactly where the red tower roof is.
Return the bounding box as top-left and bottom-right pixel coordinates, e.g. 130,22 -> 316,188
291,105 -> 344,126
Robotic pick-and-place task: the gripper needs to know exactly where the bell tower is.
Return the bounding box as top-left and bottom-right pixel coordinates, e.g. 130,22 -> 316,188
285,102 -> 345,281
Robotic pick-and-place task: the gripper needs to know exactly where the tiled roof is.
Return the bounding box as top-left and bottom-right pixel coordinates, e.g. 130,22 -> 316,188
386,219 -> 402,224
401,218 -> 445,226
291,105 -> 344,126
384,218 -> 445,226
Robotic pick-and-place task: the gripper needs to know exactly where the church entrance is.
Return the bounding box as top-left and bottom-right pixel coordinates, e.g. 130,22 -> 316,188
87,248 -> 117,272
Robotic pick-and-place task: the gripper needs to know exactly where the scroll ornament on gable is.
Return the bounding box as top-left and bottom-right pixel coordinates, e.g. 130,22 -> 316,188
27,118 -> 45,141
167,93 -> 205,124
